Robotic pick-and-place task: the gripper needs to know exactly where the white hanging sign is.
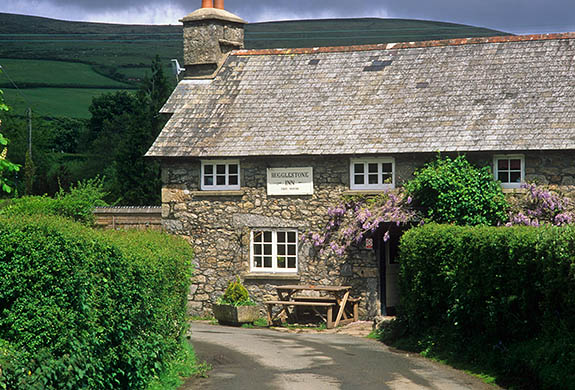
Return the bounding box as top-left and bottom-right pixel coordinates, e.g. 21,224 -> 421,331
267,167 -> 314,195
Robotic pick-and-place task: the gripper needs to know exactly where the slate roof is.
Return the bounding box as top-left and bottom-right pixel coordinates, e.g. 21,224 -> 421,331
147,33 -> 575,158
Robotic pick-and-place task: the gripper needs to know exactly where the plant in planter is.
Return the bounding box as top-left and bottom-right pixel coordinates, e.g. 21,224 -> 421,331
213,277 -> 259,325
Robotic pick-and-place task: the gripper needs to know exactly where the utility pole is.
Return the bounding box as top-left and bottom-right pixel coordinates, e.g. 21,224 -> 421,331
27,107 -> 32,158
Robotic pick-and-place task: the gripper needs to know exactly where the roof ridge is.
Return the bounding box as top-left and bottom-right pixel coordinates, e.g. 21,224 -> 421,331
233,32 -> 575,56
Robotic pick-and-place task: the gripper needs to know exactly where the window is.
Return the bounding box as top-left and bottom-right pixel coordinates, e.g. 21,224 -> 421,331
201,160 -> 240,190
494,155 -> 524,188
251,230 -> 298,273
350,158 -> 395,190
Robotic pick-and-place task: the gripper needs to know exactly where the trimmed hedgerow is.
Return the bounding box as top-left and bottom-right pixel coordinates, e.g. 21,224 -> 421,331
398,223 -> 575,389
0,215 -> 193,390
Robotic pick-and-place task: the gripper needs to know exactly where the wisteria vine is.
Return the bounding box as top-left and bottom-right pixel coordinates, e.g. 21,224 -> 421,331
507,183 -> 575,226
301,189 -> 421,257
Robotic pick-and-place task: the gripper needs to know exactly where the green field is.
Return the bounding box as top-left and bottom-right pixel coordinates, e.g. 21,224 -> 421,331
2,87 -> 127,118
0,12 -> 507,119
0,58 -> 131,88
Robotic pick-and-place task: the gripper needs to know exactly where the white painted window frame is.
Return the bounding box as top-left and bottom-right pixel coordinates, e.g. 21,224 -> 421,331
493,154 -> 525,189
250,229 -> 299,273
200,160 -> 240,191
350,157 -> 395,190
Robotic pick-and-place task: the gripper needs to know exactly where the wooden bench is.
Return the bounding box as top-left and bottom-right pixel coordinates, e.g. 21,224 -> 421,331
265,300 -> 336,328
291,295 -> 360,324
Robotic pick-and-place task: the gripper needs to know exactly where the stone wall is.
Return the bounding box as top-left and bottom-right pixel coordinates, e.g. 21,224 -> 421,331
161,150 -> 575,319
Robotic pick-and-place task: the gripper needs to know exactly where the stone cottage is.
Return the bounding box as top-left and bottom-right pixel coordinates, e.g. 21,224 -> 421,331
146,1 -> 575,318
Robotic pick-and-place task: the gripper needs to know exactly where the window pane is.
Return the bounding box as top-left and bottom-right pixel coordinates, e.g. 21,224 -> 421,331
254,244 -> 262,255
229,164 -> 238,174
382,163 -> 393,173
216,175 -> 226,185
216,164 -> 226,174
277,232 -> 286,242
253,231 -> 263,242
264,231 -> 272,242
277,245 -> 286,255
510,172 -> 521,183
354,163 -> 364,174
287,257 -> 296,268
204,176 -> 213,186
264,244 -> 272,255
354,175 -> 364,185
229,175 -> 238,185
368,174 -> 378,184
204,165 -> 213,174
368,163 -> 378,173
264,257 -> 272,268
498,172 -> 509,183
287,245 -> 296,256
277,256 -> 286,268
498,159 -> 508,170
287,232 -> 296,242
510,159 -> 521,170
254,256 -> 262,267
382,173 -> 392,184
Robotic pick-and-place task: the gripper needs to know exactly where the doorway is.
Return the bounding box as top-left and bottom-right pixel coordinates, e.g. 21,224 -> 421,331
378,227 -> 402,316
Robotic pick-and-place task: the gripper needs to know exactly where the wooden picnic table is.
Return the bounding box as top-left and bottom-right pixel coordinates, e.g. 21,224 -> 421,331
265,285 -> 359,328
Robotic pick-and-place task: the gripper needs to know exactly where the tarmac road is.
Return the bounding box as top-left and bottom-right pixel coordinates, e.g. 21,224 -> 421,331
182,322 -> 499,390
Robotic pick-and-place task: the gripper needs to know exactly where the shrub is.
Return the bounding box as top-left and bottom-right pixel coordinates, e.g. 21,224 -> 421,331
0,215 -> 193,389
217,277 -> 254,306
398,223 -> 575,389
0,177 -> 107,224
404,155 -> 508,225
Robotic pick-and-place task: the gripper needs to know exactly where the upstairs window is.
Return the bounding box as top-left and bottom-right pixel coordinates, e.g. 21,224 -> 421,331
201,160 -> 240,190
251,230 -> 298,273
494,155 -> 524,188
350,158 -> 395,190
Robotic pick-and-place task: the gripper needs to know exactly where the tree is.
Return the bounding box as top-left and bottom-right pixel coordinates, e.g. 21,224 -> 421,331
0,89 -> 20,194
111,56 -> 171,205
86,90 -> 139,160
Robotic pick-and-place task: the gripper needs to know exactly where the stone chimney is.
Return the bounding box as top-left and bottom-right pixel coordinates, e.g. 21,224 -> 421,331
180,1 -> 246,78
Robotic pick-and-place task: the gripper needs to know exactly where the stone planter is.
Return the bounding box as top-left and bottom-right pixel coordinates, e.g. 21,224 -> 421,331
213,304 -> 259,325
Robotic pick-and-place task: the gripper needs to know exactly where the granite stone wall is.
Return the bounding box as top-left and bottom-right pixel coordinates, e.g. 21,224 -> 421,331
161,150 -> 575,319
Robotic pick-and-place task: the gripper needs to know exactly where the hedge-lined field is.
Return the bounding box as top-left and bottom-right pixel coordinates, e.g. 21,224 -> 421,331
397,224 -> 575,389
0,215 -> 193,389
0,59 -> 131,89
1,87 -> 127,118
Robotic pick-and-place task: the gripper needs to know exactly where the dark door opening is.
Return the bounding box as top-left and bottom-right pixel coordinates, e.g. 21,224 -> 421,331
378,226 -> 403,316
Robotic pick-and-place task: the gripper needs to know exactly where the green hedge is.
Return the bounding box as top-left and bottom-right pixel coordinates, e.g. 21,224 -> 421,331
0,178 -> 108,225
0,215 -> 193,389
399,224 -> 575,388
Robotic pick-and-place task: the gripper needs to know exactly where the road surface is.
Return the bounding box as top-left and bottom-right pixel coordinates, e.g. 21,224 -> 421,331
183,322 -> 498,390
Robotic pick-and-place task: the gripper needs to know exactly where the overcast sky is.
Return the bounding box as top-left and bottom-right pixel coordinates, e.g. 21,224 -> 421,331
1,0 -> 574,34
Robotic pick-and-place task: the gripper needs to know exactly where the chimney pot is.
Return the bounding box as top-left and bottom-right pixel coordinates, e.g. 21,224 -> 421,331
214,0 -> 224,9
201,0 -> 213,8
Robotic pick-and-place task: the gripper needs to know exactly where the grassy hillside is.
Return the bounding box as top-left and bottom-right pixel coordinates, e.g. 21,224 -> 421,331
0,12 -> 507,119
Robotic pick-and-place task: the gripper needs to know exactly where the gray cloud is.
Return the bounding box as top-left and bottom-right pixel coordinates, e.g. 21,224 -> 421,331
1,0 -> 575,34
